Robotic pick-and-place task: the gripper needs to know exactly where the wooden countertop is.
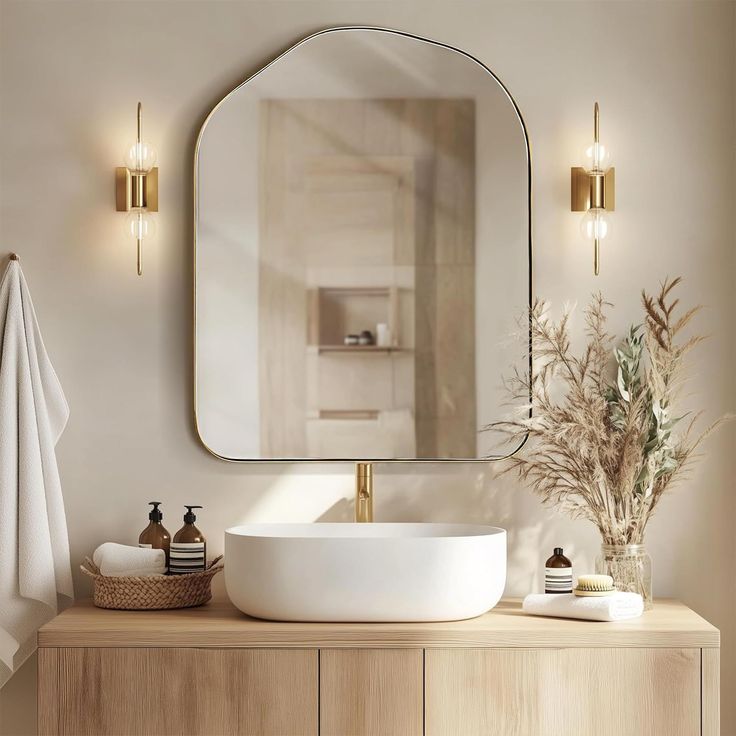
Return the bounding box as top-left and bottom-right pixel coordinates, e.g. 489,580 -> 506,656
38,599 -> 719,649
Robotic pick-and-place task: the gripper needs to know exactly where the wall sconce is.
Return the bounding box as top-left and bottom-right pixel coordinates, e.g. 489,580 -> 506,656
116,102 -> 158,276
571,102 -> 615,275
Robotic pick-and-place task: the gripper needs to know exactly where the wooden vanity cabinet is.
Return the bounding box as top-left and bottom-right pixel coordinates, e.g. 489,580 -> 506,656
425,648 -> 703,736
37,600 -> 719,736
38,648 -> 318,736
320,649 -> 423,736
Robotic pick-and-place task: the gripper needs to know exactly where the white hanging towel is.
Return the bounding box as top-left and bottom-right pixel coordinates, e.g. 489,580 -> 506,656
0,258 -> 73,687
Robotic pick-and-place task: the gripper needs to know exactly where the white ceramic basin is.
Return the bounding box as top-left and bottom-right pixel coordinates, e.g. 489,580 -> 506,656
225,523 -> 506,622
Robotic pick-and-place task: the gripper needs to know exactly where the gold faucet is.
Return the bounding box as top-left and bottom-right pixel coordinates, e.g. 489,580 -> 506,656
355,462 -> 373,522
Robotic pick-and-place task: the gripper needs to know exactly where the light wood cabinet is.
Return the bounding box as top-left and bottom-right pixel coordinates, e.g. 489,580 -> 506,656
37,600 -> 719,736
425,647 -> 701,736
39,648 -> 317,736
320,649 -> 422,736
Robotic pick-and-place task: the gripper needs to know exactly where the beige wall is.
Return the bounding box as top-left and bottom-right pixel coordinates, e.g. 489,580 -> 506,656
1,1 -> 734,734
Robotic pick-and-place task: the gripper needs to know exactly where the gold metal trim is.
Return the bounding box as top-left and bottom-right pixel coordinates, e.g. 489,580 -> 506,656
602,168 -> 614,211
571,166 -> 589,211
572,102 -> 615,277
192,26 -> 534,464
571,167 -> 615,211
145,168 -> 159,212
115,167 -> 131,211
571,101 -> 615,211
115,96 -> 158,287
355,463 -> 374,522
594,100 -> 600,143
115,103 -> 158,277
116,167 -> 158,213
131,174 -> 146,208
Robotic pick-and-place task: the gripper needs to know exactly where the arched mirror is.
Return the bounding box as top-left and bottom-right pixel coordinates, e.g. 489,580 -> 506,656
195,27 -> 531,461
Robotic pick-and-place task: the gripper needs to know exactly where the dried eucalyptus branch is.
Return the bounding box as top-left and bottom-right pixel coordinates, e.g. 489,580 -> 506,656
489,278 -> 727,545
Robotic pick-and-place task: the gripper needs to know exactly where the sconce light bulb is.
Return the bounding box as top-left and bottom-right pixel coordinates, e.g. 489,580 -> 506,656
124,141 -> 158,173
583,141 -> 611,172
125,210 -> 156,240
580,208 -> 610,241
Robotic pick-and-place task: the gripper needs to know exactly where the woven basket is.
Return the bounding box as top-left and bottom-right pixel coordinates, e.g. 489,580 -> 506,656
80,555 -> 224,610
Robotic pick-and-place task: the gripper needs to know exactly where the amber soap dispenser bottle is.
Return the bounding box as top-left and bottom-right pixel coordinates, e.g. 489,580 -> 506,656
138,502 -> 171,568
545,547 -> 573,594
170,505 -> 206,575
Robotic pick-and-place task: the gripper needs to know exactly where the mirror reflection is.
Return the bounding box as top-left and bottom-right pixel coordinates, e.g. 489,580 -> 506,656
195,29 -> 530,460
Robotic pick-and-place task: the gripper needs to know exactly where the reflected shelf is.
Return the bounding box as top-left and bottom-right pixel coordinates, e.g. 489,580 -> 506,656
310,410 -> 380,420
308,345 -> 408,355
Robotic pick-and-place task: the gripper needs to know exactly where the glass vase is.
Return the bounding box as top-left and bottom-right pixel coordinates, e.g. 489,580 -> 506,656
595,544 -> 652,610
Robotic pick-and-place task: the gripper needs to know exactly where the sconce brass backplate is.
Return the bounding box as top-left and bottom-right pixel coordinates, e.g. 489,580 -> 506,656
145,168 -> 159,211
571,167 -> 615,212
115,168 -> 130,211
115,167 -> 159,212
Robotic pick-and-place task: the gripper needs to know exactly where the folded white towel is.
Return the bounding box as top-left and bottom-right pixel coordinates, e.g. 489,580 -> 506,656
522,592 -> 644,622
93,543 -> 166,577
0,259 -> 74,686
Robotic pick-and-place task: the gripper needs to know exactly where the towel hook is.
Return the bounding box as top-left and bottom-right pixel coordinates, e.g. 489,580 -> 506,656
9,253 -> 19,261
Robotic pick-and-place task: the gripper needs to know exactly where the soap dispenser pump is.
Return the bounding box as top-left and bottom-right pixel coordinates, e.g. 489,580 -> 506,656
170,505 -> 206,575
138,501 -> 171,568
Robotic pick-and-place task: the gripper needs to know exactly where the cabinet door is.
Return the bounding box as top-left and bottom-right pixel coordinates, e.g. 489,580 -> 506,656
320,649 -> 423,736
425,647 -> 700,736
39,647 -> 318,736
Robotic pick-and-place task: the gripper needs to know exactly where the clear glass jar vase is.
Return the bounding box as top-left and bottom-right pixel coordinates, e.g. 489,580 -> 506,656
595,544 -> 652,610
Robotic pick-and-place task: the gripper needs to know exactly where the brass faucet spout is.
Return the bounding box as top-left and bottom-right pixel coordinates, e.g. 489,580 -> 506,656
355,462 -> 373,523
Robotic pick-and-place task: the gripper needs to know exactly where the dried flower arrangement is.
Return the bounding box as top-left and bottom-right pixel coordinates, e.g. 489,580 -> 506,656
492,278 -> 725,547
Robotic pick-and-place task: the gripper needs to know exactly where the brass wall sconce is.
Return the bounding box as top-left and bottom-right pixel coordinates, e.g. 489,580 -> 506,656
571,102 -> 615,275
116,102 -> 158,276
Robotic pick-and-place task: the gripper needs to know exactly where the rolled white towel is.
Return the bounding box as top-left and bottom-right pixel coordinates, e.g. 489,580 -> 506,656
92,543 -> 166,577
522,592 -> 644,622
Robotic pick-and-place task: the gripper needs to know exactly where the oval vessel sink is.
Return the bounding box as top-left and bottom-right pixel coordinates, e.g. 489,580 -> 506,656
225,523 -> 506,622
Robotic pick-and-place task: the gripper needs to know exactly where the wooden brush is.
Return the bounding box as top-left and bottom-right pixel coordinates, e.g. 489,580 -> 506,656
574,574 -> 616,597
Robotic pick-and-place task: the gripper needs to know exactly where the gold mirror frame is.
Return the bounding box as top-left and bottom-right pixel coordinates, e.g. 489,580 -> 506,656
193,26 -> 533,463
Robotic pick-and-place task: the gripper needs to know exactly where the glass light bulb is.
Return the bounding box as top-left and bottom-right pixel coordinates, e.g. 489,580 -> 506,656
124,141 -> 157,173
583,141 -> 612,172
580,209 -> 610,240
125,210 -> 156,240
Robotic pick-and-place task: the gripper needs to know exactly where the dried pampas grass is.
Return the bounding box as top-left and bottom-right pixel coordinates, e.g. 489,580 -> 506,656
490,278 -> 727,545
